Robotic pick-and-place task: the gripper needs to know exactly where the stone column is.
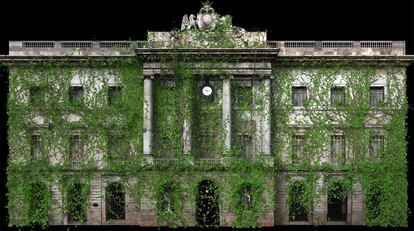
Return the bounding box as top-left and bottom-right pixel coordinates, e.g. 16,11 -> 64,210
262,77 -> 271,155
182,79 -> 192,154
253,80 -> 263,153
313,173 -> 327,225
222,77 -> 232,154
143,76 -> 153,155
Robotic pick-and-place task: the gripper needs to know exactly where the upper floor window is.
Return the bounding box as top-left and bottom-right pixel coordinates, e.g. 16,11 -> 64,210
31,134 -> 42,158
30,86 -> 45,106
331,87 -> 345,106
292,135 -> 305,163
108,86 -> 122,106
292,87 -> 307,107
369,135 -> 384,159
331,135 -> 345,161
70,86 -> 84,104
232,85 -> 253,110
238,134 -> 253,160
69,135 -> 84,167
370,87 -> 384,107
106,182 -> 125,221
107,132 -> 129,161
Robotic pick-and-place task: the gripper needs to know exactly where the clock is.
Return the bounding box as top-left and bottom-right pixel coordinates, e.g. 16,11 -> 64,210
202,85 -> 213,96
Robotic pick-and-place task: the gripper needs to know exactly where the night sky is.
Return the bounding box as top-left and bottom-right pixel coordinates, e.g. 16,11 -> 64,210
0,0 -> 413,230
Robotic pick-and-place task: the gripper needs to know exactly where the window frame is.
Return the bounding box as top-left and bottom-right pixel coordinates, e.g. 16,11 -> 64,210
369,134 -> 384,159
292,86 -> 307,107
31,133 -> 42,158
66,182 -> 87,224
29,86 -> 46,106
287,179 -> 310,224
369,86 -> 385,107
69,133 -> 85,168
107,85 -> 122,106
330,86 -> 345,107
330,133 -> 346,163
105,182 -> 126,222
326,180 -> 351,224
291,134 -> 305,164
107,130 -> 130,162
69,86 -> 84,105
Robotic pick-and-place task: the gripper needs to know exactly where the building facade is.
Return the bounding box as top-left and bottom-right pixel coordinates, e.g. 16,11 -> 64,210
2,3 -> 412,228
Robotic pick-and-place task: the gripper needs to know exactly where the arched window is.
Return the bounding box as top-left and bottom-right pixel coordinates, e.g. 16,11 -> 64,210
365,186 -> 381,220
327,181 -> 348,221
288,181 -> 308,222
67,182 -> 87,223
106,182 -> 125,221
28,182 -> 49,225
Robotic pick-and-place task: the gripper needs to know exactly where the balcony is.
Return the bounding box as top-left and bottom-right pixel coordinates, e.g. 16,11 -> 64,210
8,40 -> 405,56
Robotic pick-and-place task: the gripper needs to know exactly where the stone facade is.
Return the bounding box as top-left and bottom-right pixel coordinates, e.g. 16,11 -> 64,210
2,3 -> 413,228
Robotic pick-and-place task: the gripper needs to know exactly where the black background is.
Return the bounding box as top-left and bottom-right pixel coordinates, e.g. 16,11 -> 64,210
0,0 -> 413,230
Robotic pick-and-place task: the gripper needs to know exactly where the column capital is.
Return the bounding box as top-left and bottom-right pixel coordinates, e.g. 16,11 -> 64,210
262,75 -> 274,80
220,75 -> 234,80
143,75 -> 155,80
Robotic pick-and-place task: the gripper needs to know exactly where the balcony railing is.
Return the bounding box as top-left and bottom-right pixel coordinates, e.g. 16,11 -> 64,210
8,40 -> 405,56
154,158 -> 182,165
195,158 -> 222,166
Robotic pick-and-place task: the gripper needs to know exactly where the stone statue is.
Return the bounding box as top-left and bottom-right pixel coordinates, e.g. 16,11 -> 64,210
181,14 -> 190,31
181,14 -> 198,30
197,2 -> 217,31
189,14 -> 197,29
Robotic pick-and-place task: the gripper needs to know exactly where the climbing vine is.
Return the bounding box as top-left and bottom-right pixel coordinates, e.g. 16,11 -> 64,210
3,17 -> 409,228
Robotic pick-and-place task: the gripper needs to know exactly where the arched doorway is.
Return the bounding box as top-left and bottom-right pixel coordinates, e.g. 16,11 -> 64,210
196,179 -> 219,227
106,182 -> 125,221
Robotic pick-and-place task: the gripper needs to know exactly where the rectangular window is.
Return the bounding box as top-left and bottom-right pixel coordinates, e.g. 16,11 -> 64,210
238,134 -> 253,159
30,86 -> 45,106
69,135 -> 83,167
107,132 -> 129,160
232,85 -> 253,110
108,86 -> 122,106
370,87 -> 384,107
198,134 -> 214,159
292,135 -> 304,162
369,135 -> 384,159
331,87 -> 345,106
70,86 -> 84,104
31,134 -> 42,158
292,87 -> 307,107
331,135 -> 345,161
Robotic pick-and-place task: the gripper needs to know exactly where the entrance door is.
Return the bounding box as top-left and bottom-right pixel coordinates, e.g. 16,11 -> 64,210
196,180 -> 219,227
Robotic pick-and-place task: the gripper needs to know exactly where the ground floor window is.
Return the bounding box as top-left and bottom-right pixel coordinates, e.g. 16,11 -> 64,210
288,181 -> 308,222
327,181 -> 348,221
106,182 -> 125,221
67,182 -> 87,223
196,180 -> 219,227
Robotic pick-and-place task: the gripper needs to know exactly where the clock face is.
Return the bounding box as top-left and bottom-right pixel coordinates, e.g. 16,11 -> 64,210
202,86 -> 213,96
